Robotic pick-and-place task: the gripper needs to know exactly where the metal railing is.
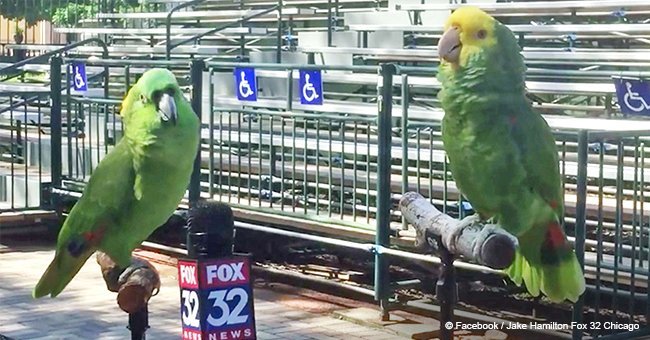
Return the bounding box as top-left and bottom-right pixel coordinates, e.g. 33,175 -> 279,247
164,1 -> 283,61
1,57 -> 648,339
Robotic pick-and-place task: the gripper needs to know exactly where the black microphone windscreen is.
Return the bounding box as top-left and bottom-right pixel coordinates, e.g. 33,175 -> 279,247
188,201 -> 234,232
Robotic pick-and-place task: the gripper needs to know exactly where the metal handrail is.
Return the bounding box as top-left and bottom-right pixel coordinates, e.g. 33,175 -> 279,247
0,38 -> 109,119
165,4 -> 280,60
0,38 -> 108,77
165,0 -> 208,60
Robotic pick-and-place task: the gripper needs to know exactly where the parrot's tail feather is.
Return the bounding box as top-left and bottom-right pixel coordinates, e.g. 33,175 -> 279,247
506,250 -> 585,303
33,250 -> 94,298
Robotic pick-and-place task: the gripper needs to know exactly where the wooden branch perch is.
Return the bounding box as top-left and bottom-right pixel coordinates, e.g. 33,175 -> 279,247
96,252 -> 161,313
399,192 -> 517,269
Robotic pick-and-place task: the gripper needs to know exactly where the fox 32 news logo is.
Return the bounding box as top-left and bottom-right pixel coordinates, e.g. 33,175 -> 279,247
179,258 -> 256,340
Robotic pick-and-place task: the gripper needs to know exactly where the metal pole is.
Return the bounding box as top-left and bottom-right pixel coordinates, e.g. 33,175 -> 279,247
437,239 -> 456,340
128,306 -> 149,340
572,130 -> 588,340
375,64 -> 394,321
50,56 -> 63,202
189,59 -> 205,206
286,69 -> 293,111
327,0 -> 332,47
401,74 -> 409,230
276,0 -> 284,63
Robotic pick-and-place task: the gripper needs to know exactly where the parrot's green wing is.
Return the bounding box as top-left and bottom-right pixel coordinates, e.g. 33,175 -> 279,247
513,111 -> 564,218
502,107 -> 584,303
33,141 -> 136,298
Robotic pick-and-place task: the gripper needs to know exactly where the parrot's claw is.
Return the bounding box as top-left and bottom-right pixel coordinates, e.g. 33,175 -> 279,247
444,213 -> 482,254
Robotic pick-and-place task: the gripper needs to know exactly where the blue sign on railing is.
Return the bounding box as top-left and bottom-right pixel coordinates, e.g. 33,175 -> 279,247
299,69 -> 323,105
234,67 -> 257,101
71,62 -> 87,92
613,77 -> 650,115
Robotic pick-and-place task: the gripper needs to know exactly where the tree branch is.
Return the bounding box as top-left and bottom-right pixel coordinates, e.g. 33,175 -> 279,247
96,252 -> 161,313
399,192 -> 517,269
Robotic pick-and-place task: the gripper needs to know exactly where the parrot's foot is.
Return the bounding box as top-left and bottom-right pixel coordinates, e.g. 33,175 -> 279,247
444,213 -> 482,253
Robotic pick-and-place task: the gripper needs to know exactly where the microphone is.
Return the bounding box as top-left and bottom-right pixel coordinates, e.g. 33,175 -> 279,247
186,200 -> 235,259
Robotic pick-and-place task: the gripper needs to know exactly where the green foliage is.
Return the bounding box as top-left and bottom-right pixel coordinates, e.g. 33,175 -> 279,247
0,0 -> 140,26
52,3 -> 97,28
14,22 -> 23,35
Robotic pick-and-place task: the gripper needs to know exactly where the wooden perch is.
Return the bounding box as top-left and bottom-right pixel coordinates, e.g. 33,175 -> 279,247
399,192 -> 517,269
96,252 -> 161,314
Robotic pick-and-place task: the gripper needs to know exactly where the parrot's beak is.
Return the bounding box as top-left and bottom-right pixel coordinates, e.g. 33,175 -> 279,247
438,26 -> 462,64
158,93 -> 177,125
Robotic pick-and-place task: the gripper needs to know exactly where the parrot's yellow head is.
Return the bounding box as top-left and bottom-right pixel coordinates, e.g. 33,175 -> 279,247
120,68 -> 181,126
438,6 -> 498,67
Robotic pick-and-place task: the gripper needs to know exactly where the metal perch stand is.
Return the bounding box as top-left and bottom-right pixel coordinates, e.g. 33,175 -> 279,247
399,192 -> 518,340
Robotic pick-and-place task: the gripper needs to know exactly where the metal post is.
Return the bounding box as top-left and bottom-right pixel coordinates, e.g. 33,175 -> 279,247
437,239 -> 456,340
50,56 -> 63,197
276,0 -> 283,63
189,59 -> 205,206
286,69 -> 293,111
401,74 -> 409,231
572,130 -> 588,340
375,64 -> 394,321
128,306 -> 149,340
327,0 -> 333,47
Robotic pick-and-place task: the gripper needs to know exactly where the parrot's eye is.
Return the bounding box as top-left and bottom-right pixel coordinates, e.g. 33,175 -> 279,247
476,29 -> 487,40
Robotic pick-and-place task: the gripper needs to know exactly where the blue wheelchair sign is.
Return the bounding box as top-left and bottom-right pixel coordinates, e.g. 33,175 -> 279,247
299,69 -> 323,105
234,67 -> 257,101
71,62 -> 88,91
613,77 -> 650,115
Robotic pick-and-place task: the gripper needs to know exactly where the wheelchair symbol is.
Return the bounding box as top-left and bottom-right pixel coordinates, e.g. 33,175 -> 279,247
302,73 -> 319,102
623,81 -> 650,112
74,66 -> 86,90
238,71 -> 254,98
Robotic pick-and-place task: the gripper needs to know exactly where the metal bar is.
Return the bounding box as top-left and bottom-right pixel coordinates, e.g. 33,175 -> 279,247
169,6 -> 281,54
401,74 -> 409,230
189,59 -> 205,205
328,126 -> 333,217
375,63 -> 395,321
571,130 -> 588,340
631,137 -> 639,319
9,97 -> 14,209
438,244 -> 455,340
166,0 -> 207,60
207,61 -> 378,72
0,38 -> 108,77
327,0 -> 333,47
613,139 -> 624,325
276,1 -> 283,63
64,58 -> 185,68
208,69 -> 215,198
595,141 -> 604,336
50,56 -> 63,198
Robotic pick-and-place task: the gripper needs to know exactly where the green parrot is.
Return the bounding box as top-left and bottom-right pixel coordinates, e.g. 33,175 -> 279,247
436,7 -> 585,303
33,68 -> 200,298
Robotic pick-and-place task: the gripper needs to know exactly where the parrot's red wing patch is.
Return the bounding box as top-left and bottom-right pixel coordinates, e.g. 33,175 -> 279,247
544,222 -> 566,249
540,222 -> 571,265
82,225 -> 107,245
